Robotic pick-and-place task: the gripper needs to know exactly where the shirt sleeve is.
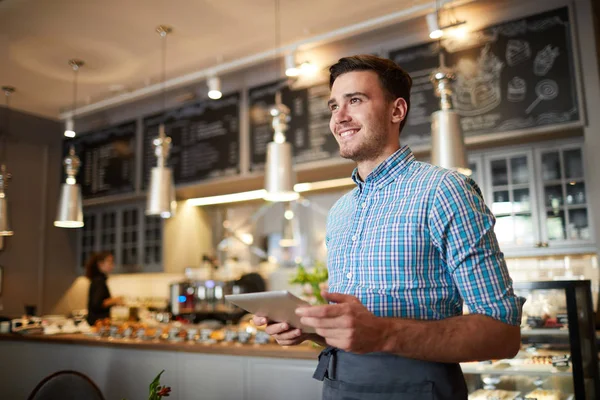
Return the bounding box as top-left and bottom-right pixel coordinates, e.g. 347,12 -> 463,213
428,171 -> 525,326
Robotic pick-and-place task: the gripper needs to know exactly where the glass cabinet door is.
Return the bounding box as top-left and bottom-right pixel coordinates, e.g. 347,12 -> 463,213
536,145 -> 592,246
484,151 -> 538,248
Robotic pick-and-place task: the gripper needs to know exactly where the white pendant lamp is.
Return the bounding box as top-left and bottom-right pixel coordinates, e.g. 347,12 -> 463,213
430,67 -> 471,176
0,86 -> 15,236
146,25 -> 176,218
264,91 -> 298,202
264,0 -> 298,202
54,146 -> 84,228
207,76 -> 222,100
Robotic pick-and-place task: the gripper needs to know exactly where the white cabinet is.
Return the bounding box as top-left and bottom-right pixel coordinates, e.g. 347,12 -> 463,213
469,139 -> 595,256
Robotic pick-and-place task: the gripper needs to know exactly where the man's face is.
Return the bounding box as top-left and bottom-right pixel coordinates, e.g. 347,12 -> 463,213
328,71 -> 395,162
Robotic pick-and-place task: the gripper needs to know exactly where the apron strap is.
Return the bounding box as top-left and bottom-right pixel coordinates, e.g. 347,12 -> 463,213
313,346 -> 338,381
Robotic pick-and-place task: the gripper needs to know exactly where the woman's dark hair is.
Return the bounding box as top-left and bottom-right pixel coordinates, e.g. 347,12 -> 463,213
329,55 -> 413,135
85,251 -> 113,279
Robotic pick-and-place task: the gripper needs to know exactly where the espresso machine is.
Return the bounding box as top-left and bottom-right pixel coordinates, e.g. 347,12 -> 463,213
169,272 -> 265,323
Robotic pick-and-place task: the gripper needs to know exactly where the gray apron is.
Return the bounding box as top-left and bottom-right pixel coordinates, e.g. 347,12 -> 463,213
313,347 -> 468,400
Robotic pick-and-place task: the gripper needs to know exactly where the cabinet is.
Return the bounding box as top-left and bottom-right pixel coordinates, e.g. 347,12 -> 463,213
77,203 -> 163,273
462,280 -> 599,400
469,140 -> 595,256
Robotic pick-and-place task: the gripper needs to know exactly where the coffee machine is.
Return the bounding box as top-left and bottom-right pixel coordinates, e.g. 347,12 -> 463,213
169,272 -> 265,323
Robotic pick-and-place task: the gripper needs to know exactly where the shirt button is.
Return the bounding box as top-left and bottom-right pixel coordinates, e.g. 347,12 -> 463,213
361,202 -> 367,208
346,272 -> 353,279
352,235 -> 357,241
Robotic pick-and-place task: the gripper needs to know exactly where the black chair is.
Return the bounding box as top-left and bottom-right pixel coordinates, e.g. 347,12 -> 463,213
27,370 -> 105,400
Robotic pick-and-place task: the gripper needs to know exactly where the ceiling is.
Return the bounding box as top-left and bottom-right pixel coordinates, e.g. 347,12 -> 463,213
0,0 -> 437,120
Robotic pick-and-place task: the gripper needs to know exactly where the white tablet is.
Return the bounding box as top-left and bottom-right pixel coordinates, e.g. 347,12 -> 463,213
225,290 -> 315,333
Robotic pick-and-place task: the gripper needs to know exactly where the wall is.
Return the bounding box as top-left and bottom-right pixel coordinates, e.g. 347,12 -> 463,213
0,107 -> 78,318
5,0 -> 600,316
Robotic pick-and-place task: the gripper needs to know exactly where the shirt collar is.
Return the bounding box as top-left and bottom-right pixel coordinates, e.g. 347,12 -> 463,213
351,145 -> 415,190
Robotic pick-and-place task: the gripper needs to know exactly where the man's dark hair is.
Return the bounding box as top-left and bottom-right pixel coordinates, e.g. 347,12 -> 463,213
329,55 -> 412,134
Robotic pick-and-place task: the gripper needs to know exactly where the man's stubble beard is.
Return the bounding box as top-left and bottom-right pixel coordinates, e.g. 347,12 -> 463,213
339,120 -> 390,163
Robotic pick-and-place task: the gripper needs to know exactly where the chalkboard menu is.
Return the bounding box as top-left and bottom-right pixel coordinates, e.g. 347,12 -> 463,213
248,79 -> 339,171
389,7 -> 579,147
65,121 -> 137,199
142,93 -> 240,187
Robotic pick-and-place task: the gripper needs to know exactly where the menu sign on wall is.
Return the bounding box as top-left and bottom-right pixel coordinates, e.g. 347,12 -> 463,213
65,121 -> 137,199
248,79 -> 339,171
142,93 -> 241,187
389,7 -> 579,147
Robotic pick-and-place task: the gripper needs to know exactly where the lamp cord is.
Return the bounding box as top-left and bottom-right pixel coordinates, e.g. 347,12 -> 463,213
161,30 -> 167,115
1,91 -> 9,165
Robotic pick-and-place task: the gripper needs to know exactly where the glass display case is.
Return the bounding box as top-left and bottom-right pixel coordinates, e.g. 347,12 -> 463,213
462,280 -> 599,399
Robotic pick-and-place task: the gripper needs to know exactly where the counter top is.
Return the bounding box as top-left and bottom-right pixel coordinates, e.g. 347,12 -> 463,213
0,333 -> 321,360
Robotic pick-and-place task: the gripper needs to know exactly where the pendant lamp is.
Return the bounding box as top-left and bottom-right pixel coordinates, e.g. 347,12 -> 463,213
0,86 -> 15,236
430,67 -> 471,176
146,25 -> 176,218
54,146 -> 84,228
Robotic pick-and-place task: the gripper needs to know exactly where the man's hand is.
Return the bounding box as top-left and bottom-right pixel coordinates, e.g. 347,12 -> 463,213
252,316 -> 320,346
295,291 -> 387,354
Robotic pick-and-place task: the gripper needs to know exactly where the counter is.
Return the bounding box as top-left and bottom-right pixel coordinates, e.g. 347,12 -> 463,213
0,333 -> 323,400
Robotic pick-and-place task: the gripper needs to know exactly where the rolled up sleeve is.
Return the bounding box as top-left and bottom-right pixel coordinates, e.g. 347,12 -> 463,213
429,171 -> 525,326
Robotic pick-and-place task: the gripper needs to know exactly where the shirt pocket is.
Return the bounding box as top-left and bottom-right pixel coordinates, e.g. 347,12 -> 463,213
356,222 -> 431,289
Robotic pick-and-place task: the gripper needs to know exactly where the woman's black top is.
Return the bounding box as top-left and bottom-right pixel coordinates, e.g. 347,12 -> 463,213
87,274 -> 111,325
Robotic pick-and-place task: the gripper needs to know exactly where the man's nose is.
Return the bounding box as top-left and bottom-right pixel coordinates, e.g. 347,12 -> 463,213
334,105 -> 351,124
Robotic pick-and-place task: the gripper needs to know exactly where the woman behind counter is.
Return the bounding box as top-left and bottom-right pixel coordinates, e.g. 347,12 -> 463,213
85,252 -> 124,325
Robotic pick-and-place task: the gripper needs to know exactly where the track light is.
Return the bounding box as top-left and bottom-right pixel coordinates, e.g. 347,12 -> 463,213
64,118 -> 76,138
285,53 -> 300,77
426,12 -> 443,39
207,76 -> 222,100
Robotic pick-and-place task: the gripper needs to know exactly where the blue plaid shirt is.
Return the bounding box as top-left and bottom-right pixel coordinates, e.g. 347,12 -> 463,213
326,146 -> 523,326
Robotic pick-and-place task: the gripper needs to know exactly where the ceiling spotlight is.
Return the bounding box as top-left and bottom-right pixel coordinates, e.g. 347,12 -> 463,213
285,53 -> 300,77
426,12 -> 443,39
207,76 -> 222,100
64,118 -> 75,138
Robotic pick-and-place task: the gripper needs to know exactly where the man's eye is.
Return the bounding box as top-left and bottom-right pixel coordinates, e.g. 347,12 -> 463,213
329,104 -> 338,111
350,97 -> 361,104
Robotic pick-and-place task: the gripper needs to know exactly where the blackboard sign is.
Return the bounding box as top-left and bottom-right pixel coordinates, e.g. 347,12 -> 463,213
248,80 -> 339,171
65,121 -> 137,199
142,93 -> 240,187
389,7 -> 579,147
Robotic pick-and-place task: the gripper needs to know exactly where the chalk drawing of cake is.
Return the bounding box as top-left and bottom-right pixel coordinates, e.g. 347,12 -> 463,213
453,45 -> 504,116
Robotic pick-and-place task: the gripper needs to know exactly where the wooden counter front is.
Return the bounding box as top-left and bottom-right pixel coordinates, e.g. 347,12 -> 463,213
0,332 -> 321,360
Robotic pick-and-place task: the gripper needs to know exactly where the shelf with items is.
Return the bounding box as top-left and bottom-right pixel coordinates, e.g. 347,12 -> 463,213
463,280 -> 599,400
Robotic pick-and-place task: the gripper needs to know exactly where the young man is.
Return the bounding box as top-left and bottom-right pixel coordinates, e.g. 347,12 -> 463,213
254,55 -> 524,399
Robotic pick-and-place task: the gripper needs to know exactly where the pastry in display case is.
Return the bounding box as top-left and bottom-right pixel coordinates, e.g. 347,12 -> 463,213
462,280 -> 599,400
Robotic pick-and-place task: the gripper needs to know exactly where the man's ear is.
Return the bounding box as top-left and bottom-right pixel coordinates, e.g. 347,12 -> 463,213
391,97 -> 408,124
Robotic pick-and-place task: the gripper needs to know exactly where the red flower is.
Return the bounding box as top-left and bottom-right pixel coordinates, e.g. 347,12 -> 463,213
157,386 -> 172,397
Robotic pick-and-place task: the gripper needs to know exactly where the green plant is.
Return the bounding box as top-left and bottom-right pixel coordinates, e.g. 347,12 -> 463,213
122,370 -> 171,400
290,262 -> 328,304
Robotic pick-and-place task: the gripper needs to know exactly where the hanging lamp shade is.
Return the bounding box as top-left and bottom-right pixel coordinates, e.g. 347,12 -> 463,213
264,93 -> 299,202
430,68 -> 471,176
0,164 -> 13,236
146,123 -> 176,218
54,146 -> 84,228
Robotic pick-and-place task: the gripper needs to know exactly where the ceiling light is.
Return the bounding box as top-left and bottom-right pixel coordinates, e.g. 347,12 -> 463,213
207,76 -> 222,100
146,25 -> 176,219
285,53 -> 300,77
64,60 -> 83,137
430,67 -> 471,176
0,86 -> 15,236
54,146 -> 84,228
426,12 -> 443,39
186,190 -> 267,206
264,93 -> 299,202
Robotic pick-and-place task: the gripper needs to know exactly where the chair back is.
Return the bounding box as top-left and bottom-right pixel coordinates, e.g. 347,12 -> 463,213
27,370 -> 105,400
